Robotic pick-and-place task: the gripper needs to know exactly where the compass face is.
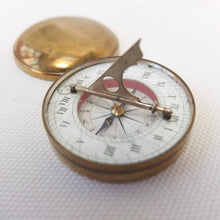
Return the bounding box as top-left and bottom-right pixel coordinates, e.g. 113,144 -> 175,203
43,58 -> 195,166
77,79 -> 159,138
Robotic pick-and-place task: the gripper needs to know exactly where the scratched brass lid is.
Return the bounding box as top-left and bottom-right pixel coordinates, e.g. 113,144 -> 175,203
14,17 -> 119,80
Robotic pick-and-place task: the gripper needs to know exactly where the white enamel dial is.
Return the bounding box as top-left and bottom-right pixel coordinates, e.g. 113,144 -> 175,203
43,59 -> 194,166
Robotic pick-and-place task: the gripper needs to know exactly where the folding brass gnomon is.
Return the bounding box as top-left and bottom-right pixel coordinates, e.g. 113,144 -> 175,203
70,40 -> 172,119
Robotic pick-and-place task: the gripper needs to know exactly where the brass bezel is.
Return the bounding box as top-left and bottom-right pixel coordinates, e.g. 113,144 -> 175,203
42,57 -> 196,182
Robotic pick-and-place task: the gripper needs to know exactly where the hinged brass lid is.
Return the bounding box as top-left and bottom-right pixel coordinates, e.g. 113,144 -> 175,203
14,17 -> 119,80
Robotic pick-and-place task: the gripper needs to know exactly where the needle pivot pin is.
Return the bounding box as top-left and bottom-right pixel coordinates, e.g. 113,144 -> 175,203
111,102 -> 125,116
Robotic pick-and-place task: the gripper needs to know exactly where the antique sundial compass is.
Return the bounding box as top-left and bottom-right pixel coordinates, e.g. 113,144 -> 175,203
42,40 -> 195,182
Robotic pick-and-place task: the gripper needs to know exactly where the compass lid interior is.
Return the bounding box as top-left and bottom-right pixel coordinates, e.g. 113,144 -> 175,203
13,16 -> 119,80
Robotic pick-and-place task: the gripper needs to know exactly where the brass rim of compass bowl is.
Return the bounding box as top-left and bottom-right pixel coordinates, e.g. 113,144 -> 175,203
14,17 -> 119,80
51,137 -> 186,183
42,57 -> 196,182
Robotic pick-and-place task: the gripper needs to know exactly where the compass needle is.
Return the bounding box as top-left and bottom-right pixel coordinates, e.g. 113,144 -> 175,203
95,115 -> 115,135
118,117 -> 127,135
43,40 -> 195,182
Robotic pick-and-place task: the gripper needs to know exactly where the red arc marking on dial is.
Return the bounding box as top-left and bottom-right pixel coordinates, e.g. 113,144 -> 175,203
77,79 -> 158,112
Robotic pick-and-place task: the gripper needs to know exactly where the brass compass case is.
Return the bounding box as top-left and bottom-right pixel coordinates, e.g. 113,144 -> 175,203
42,55 -> 195,183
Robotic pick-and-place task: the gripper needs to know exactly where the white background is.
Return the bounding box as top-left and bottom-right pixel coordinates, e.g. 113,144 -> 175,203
1,0 -> 220,219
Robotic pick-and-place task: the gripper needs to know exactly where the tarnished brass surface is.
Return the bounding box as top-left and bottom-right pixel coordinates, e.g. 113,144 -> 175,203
14,17 -> 118,80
